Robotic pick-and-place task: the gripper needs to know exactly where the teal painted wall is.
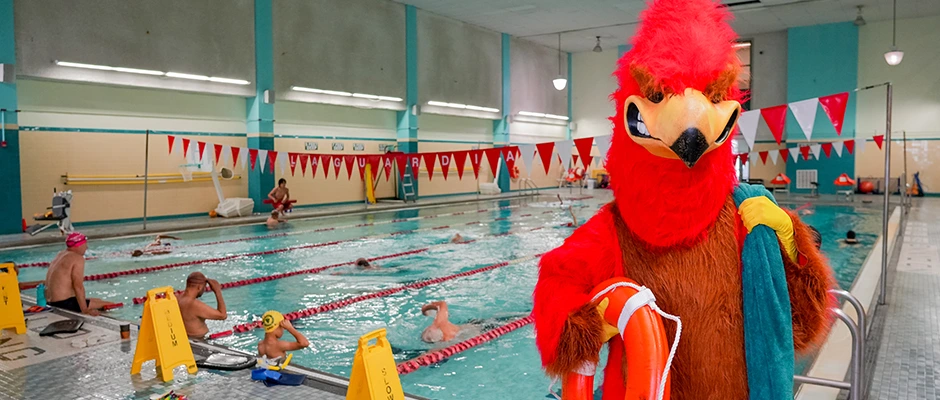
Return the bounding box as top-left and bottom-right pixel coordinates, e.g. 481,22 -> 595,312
396,4 -> 419,199
494,33 -> 511,192
247,0 -> 275,210
786,22 -> 858,194
0,0 -> 23,234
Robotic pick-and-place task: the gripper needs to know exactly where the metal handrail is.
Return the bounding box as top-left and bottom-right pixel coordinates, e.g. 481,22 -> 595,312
794,290 -> 866,400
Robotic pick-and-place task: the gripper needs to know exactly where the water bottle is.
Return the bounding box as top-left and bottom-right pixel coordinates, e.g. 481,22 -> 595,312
36,284 -> 47,307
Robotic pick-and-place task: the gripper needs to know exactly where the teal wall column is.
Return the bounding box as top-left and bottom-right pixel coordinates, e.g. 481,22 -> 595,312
785,22 -> 858,194
618,44 -> 630,58
396,4 -> 419,199
248,0 -> 275,212
493,33 -> 511,192
0,0 -> 23,234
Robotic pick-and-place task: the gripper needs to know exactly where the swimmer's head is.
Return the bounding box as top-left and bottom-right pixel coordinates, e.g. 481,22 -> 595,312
66,232 -> 88,254
131,250 -> 144,257
846,230 -> 857,240
262,310 -> 285,335
421,327 -> 444,343
356,258 -> 371,268
278,178 -> 287,188
186,272 -> 207,297
271,210 -> 279,218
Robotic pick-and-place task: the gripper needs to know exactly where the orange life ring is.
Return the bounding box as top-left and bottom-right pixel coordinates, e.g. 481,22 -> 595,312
510,165 -> 521,180
562,277 -> 673,400
565,168 -> 584,182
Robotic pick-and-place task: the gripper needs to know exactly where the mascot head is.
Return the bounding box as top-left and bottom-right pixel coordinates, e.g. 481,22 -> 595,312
608,0 -> 743,248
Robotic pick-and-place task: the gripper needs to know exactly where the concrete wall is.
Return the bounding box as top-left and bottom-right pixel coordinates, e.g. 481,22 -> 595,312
571,51 -> 618,139
510,37 -> 568,117
14,0 -> 255,97
743,30 -> 789,182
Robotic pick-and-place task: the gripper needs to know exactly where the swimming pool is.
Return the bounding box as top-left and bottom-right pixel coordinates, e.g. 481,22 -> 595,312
6,195 -> 880,399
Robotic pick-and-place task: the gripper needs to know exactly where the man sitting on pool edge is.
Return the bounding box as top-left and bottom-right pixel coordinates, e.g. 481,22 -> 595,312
178,272 -> 228,339
44,232 -> 120,316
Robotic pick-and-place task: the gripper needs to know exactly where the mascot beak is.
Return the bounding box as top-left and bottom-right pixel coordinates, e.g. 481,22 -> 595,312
625,89 -> 741,167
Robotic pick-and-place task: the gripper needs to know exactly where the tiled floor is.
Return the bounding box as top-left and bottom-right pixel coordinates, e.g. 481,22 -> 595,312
868,198 -> 940,399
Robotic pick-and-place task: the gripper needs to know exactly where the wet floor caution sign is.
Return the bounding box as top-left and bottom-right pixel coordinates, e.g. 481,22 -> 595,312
131,287 -> 197,382
347,328 -> 405,400
0,263 -> 26,335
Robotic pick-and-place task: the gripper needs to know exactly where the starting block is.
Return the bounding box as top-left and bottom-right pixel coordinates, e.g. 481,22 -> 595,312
346,328 -> 405,400
0,263 -> 27,334
131,287 -> 197,382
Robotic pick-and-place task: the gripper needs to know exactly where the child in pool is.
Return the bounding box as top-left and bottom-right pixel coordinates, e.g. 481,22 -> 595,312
257,311 -> 309,367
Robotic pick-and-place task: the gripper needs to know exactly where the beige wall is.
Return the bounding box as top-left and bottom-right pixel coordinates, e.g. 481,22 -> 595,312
854,139 -> 937,192
748,143 -> 787,183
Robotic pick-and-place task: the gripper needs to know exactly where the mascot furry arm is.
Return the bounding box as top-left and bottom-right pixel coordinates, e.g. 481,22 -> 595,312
532,0 -> 836,398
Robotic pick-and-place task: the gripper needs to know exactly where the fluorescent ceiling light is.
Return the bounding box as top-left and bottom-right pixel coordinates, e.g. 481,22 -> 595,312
292,86 -> 398,100
518,111 -> 569,121
208,77 -> 250,85
166,72 -> 209,81
545,114 -> 570,120
427,101 -> 499,113
377,96 -> 403,102
427,101 -> 449,107
353,93 -> 380,100
55,61 -> 249,85
112,67 -> 164,76
447,103 -> 467,109
54,61 -> 113,71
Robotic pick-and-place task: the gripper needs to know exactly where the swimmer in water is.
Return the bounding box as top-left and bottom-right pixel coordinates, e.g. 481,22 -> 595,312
568,206 -> 579,227
266,210 -> 285,228
450,234 -> 465,244
356,258 -> 379,269
840,230 -> 860,245
420,301 -> 460,343
131,235 -> 181,257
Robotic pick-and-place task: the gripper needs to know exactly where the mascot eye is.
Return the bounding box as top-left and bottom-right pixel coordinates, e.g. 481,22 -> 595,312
648,91 -> 664,104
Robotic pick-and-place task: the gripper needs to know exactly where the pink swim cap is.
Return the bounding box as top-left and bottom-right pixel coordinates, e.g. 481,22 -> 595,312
66,232 -> 87,248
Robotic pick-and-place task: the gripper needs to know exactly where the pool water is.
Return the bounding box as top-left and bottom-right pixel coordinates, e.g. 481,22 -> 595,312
5,196 -> 880,399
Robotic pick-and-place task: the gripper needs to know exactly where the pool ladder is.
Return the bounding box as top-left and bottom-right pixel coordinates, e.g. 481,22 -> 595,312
794,289 -> 866,400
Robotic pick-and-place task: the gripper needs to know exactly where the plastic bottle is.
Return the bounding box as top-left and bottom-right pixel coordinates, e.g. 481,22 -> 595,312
36,283 -> 47,307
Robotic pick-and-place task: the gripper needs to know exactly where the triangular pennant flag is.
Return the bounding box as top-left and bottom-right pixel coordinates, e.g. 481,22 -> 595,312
258,150 -> 268,172
167,135 -> 176,155
367,156 -> 381,181
810,144 -> 821,160
572,154 -> 580,168
760,105 -> 788,144
844,140 -> 855,155
249,149 -> 259,170
821,143 -> 833,158
738,110 -> 761,150
749,152 -> 760,165
854,139 -> 865,154
422,153 -> 438,181
778,149 -> 788,164
310,154 -> 320,178
818,92 -> 849,135
321,155 -> 333,178
833,141 -> 844,158
536,142 -> 556,174
332,155 -> 344,179
502,147 -> 518,173
299,154 -> 308,176
395,154 -> 408,180
518,144 -> 536,177
220,145 -> 231,167
213,144 -> 223,165
232,146 -> 242,168
873,135 -> 885,149
452,151 -> 468,180
438,152 -> 451,180
483,148 -> 502,177
278,152 -> 288,175
759,151 -> 769,165
800,145 -> 811,160
288,153 -> 298,176
265,151 -> 276,173
769,150 -> 779,165
574,137 -> 594,169
171,135 -> 182,157
554,140 -> 574,169
382,155 -> 394,181
356,156 -> 367,181
791,147 -> 803,162
197,142 -> 207,162
182,138 -> 191,157
789,98 -> 819,141
594,135 -> 612,167
468,149 -> 483,179
238,147 -> 247,170
343,155 -> 356,180
408,155 -> 422,179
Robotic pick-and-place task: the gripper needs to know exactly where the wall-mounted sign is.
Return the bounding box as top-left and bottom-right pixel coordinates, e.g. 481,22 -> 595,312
353,143 -> 365,152
305,142 -> 318,151
332,143 -> 344,151
378,144 -> 396,152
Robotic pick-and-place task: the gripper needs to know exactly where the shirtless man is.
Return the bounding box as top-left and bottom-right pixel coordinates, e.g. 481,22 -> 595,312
420,301 -> 461,343
268,178 -> 292,213
177,272 -> 227,339
266,210 -> 285,228
131,235 -> 181,257
449,233 -> 465,244
45,233 -> 119,316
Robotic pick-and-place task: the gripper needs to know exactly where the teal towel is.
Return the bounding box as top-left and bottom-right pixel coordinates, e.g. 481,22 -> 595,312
733,183 -> 794,400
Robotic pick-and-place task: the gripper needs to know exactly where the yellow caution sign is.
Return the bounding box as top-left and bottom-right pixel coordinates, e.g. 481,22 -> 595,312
131,287 -> 197,382
346,328 -> 405,400
365,165 -> 377,204
0,263 -> 26,335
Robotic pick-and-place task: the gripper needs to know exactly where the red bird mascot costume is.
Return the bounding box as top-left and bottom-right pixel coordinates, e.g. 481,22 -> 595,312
532,0 -> 836,399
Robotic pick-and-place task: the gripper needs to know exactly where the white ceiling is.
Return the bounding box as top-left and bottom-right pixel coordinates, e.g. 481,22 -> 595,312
392,0 -> 940,52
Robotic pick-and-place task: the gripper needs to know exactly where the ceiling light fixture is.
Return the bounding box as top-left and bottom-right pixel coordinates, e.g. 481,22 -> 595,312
593,36 -> 603,53
53,61 -> 249,84
884,0 -> 903,66
291,86 -> 402,101
854,5 -> 866,26
553,33 -> 567,91
518,111 -> 569,120
427,101 -> 499,113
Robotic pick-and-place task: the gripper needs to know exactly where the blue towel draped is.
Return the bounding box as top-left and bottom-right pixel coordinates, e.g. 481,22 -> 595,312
732,183 -> 794,400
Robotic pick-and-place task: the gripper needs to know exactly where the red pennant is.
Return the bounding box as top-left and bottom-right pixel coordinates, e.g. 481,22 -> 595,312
760,105 -> 788,144
501,147 -> 517,172
231,146 -> 241,168
395,154 -> 408,180
249,149 -> 258,170
182,138 -> 191,157
821,143 -> 833,158
310,155 -> 320,178
483,148 -> 502,177
288,153 -> 298,176
574,137 -> 594,168
759,151 -> 768,165
800,145 -> 810,160
873,135 -> 884,149
299,154 -> 309,176
438,152 -> 452,180
452,151 -> 468,180
268,151 -> 278,173
197,141 -> 207,161
366,156 -> 381,181
213,144 -> 223,165
167,135 -> 175,154
322,155 -> 333,178
572,154 -> 580,167
422,153 -> 438,181
778,149 -> 789,164
468,149 -> 483,179
408,155 -> 422,179
738,153 -> 749,165
818,92 -> 849,135
536,142 -> 555,174
844,140 -> 855,155
330,155 -> 342,179
342,155 -> 355,180
381,155 -> 393,181
356,156 -> 367,181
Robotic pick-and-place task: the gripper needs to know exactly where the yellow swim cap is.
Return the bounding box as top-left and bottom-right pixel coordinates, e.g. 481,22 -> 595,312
262,311 -> 284,333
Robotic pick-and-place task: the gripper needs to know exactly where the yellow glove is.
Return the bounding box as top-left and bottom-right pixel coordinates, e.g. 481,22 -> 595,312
738,196 -> 798,263
596,298 -> 620,342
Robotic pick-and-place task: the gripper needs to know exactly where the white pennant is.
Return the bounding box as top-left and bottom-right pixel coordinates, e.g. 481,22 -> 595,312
594,135 -> 612,165
200,144 -> 209,164
278,152 -> 288,175
554,140 -> 574,169
810,144 -> 821,160
738,110 -> 761,150
789,98 -> 819,141
258,150 -> 268,171
518,143 -> 536,177
855,138 -> 866,154
172,136 -> 182,156
769,150 -> 780,165
749,152 -> 760,165
789,147 -> 800,162
239,147 -> 249,170
220,145 -> 231,167
833,141 -> 844,158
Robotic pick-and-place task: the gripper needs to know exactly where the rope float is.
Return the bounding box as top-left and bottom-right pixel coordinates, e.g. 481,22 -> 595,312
397,315 -> 535,375
221,253 -> 543,337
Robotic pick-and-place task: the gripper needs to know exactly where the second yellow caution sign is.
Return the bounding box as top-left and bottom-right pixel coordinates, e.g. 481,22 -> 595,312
0,263 -> 26,335
346,328 -> 405,400
131,287 -> 197,382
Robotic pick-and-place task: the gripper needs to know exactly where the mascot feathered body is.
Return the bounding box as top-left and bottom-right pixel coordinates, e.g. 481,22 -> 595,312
532,0 -> 836,398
